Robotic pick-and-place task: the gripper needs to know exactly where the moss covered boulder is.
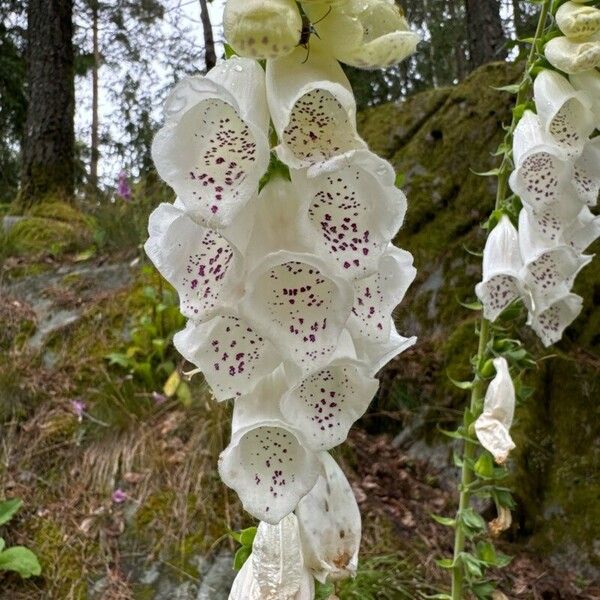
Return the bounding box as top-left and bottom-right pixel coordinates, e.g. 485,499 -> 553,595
358,61 -> 600,576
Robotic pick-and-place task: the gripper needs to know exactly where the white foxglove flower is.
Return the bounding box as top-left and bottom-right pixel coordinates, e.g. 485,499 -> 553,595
570,69 -> 600,128
229,514 -> 315,600
224,0 -> 302,60
296,453 -> 361,583
266,41 -> 366,173
474,358 -> 516,465
533,69 -> 594,158
527,293 -> 583,347
556,1 -> 600,41
475,216 -> 525,322
518,209 -> 591,312
291,151 -> 406,279
522,198 -> 583,244
280,335 -> 379,450
509,111 -> 578,213
219,369 -> 322,524
174,310 -> 281,401
152,58 -> 270,227
544,35 -> 600,74
305,0 -> 420,70
241,251 -> 354,374
573,137 -> 600,206
562,206 -> 600,253
347,245 -> 416,344
145,202 -> 245,321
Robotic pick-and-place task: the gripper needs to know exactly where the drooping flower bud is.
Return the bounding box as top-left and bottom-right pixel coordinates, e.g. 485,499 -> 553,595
544,35 -> 600,74
474,357 -> 516,464
556,1 -> 600,41
224,0 -> 303,60
305,0 -> 420,69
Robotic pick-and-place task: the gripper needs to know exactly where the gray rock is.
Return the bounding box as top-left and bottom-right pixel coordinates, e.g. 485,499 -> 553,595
196,552 -> 236,600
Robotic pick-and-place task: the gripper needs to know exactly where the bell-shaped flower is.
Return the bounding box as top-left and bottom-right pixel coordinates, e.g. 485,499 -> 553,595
152,58 -> 270,228
266,41 -> 366,174
527,293 -> 583,347
573,137 -> 600,207
570,69 -> 600,128
291,151 -> 406,280
145,202 -> 245,321
245,177 -> 312,267
347,245 -> 416,344
533,69 -> 594,159
280,332 -> 379,451
544,35 -> 600,74
475,216 -> 526,322
224,0 -> 302,60
562,206 -> 600,253
518,209 -> 591,312
241,251 -> 353,374
509,111 -> 581,214
305,0 -> 420,70
296,452 -> 361,583
173,309 -> 281,401
229,514 -> 315,600
474,357 -> 516,465
521,197 -> 583,244
556,1 -> 600,41
219,369 -> 322,524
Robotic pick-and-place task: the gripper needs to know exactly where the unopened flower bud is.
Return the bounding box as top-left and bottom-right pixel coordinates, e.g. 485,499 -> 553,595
556,1 -> 600,41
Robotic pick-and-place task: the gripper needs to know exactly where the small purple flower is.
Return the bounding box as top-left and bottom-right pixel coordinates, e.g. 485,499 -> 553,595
117,171 -> 132,201
71,399 -> 86,422
152,391 -> 168,405
112,488 -> 127,504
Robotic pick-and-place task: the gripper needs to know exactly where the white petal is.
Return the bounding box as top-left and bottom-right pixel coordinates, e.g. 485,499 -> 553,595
242,252 -> 354,373
266,41 -> 366,171
291,152 -> 406,279
296,453 -> 361,583
562,205 -> 600,253
246,177 -> 313,268
173,311 -> 281,401
347,245 -> 416,343
509,112 -> 574,211
570,69 -> 600,128
152,63 -> 270,228
544,36 -> 600,74
306,0 -> 420,69
353,322 -> 417,376
228,558 -> 259,600
556,1 -> 600,41
527,293 -> 583,346
224,0 -> 302,60
573,137 -> 600,206
145,203 -> 244,320
533,69 -> 594,158
219,370 -> 322,524
475,216 -> 524,322
474,358 -> 516,464
522,200 -> 582,245
280,359 -> 379,451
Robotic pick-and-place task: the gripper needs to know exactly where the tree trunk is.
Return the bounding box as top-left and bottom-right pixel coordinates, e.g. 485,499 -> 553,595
199,0 -> 216,72
19,0 -> 74,209
464,0 -> 507,69
90,0 -> 99,192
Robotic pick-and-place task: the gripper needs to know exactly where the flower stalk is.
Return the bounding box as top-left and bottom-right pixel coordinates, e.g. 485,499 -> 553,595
450,2 -> 551,598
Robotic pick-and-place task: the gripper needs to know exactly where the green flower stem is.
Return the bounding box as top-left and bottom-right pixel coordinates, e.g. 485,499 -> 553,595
450,3 -> 550,598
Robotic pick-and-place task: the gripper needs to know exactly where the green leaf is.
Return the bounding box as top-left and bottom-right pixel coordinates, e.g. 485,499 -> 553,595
431,514 -> 456,528
461,508 -> 486,533
492,83 -> 520,94
470,581 -> 496,600
460,552 -> 483,578
394,172 -> 405,187
474,453 -> 495,479
233,545 -> 251,571
458,299 -> 483,311
0,499 -> 22,526
471,167 -> 500,178
435,557 -> 455,569
223,43 -> 237,59
239,526 -> 257,547
447,374 -> 474,390
105,353 -> 130,368
0,546 -> 42,578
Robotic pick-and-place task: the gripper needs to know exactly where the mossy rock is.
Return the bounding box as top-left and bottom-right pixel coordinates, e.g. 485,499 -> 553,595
5,201 -> 94,258
359,60 -> 600,576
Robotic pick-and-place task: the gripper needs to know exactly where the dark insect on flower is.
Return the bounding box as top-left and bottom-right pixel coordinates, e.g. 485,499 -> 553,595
298,7 -> 332,63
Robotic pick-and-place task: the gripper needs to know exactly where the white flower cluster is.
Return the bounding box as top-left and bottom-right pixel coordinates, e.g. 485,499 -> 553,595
145,1 -> 419,595
476,7 -> 600,346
